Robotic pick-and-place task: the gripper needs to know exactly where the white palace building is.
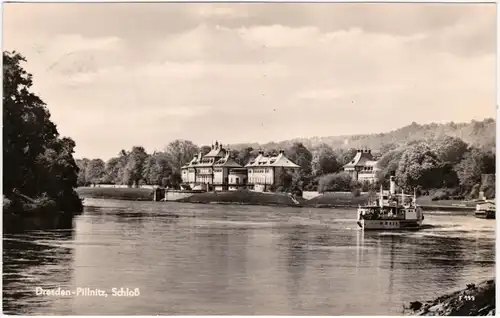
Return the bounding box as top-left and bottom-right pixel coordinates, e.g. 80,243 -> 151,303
181,141 -> 300,192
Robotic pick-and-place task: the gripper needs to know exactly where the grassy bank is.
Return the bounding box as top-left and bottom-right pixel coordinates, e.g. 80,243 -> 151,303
404,279 -> 495,316
177,191 -> 305,207
76,187 -> 154,201
305,193 -> 476,211
76,187 -> 478,211
416,195 -> 476,211
305,192 -> 370,208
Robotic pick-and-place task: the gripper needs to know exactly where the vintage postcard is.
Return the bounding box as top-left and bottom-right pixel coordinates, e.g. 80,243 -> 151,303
2,2 -> 496,316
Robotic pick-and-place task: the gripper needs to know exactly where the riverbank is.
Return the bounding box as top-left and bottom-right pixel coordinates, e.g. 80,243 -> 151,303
3,196 -> 76,233
77,187 -> 477,211
404,279 -> 495,316
77,187 -> 154,201
176,191 -> 306,207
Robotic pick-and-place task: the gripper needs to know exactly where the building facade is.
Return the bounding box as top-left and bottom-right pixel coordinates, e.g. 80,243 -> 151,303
181,141 -> 243,191
245,150 -> 300,192
181,143 -> 301,192
343,148 -> 380,183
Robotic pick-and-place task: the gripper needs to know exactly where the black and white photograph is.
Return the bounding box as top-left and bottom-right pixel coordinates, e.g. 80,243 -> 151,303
2,2 -> 497,315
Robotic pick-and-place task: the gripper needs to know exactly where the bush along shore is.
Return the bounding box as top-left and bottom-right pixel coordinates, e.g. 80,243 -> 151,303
76,187 -> 154,201
404,279 -> 495,316
3,193 -> 80,233
77,187 -> 476,211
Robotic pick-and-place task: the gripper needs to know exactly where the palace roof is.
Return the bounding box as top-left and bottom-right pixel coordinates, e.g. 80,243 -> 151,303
203,141 -> 226,158
214,151 -> 242,168
181,141 -> 242,169
245,150 -> 300,168
343,149 -> 378,168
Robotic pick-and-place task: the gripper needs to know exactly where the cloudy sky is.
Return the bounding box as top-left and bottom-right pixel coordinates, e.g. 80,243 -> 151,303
3,3 -> 496,160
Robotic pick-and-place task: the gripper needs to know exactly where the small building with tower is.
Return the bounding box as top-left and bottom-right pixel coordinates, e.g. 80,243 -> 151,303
343,148 -> 380,183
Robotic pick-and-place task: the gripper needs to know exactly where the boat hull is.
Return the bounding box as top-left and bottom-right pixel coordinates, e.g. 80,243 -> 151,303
475,210 -> 495,219
357,219 -> 422,230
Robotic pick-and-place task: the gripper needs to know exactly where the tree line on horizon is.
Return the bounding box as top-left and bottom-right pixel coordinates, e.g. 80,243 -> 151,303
78,132 -> 496,200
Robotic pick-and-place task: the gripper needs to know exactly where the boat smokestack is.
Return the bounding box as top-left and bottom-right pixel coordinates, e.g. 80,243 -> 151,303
389,176 -> 396,195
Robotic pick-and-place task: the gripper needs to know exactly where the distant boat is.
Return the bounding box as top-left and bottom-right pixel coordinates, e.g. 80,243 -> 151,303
475,192 -> 495,219
356,177 -> 424,230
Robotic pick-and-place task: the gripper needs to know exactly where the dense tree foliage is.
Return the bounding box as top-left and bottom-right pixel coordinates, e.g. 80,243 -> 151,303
431,136 -> 469,165
85,159 -> 105,186
78,132 -> 495,199
454,147 -> 495,196
164,140 -> 199,174
3,51 -> 83,214
318,172 -> 352,193
230,119 -> 495,156
311,144 -> 339,176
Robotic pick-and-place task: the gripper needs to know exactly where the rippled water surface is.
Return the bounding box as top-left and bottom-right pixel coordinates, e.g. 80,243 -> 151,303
3,199 -> 495,315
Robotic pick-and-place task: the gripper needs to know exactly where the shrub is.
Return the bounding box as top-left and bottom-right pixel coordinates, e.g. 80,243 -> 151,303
431,189 -> 451,201
352,188 -> 361,197
318,172 -> 352,193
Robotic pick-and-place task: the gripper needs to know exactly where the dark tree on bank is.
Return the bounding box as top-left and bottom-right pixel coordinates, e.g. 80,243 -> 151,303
3,51 -> 83,213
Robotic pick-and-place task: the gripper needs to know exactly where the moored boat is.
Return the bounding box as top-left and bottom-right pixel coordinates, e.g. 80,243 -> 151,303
475,194 -> 495,219
356,176 -> 424,230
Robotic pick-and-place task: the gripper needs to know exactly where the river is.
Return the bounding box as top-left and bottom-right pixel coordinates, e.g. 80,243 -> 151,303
2,198 -> 495,315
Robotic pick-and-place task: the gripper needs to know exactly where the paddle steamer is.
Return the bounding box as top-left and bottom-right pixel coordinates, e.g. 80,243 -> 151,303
475,192 -> 495,219
356,176 -> 424,230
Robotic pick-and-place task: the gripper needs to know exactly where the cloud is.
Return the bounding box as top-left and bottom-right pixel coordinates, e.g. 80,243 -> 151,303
237,25 -> 320,48
2,3 -> 495,160
196,5 -> 249,19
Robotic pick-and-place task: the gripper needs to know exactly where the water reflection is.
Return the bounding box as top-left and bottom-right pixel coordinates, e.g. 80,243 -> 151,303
2,200 -> 496,315
284,225 -> 309,310
3,230 -> 75,315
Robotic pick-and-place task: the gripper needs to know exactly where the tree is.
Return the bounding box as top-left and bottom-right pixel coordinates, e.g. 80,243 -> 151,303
103,157 -> 122,184
431,136 -> 468,165
396,142 -> 443,191
142,152 -> 172,186
454,147 -> 495,194
286,142 -> 313,174
3,51 -> 82,214
76,158 -> 90,186
336,148 -> 358,167
235,147 -> 254,166
121,146 -> 148,187
311,144 -> 339,176
200,145 -> 212,156
164,140 -> 199,174
376,148 -> 404,184
318,172 -> 352,193
3,51 -> 58,196
35,137 -> 83,212
85,159 -> 105,186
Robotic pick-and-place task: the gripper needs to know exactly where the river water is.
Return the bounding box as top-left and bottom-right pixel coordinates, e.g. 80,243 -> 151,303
3,198 -> 495,315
